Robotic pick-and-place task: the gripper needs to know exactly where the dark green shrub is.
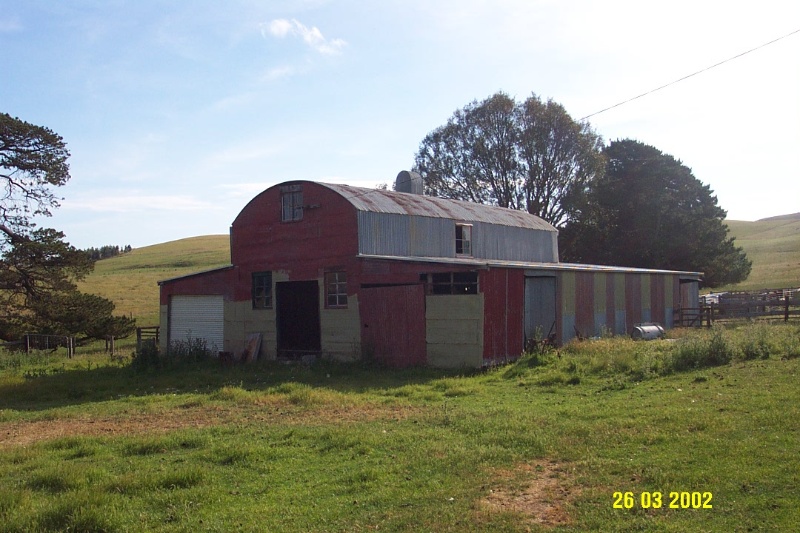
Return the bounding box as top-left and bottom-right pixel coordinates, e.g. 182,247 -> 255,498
131,339 -> 160,371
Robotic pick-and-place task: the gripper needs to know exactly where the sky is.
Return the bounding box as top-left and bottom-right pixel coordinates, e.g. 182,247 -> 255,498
1,0 -> 798,249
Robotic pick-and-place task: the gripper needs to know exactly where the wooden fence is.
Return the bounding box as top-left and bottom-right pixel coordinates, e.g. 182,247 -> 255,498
136,326 -> 160,351
675,288 -> 800,327
10,334 -> 76,357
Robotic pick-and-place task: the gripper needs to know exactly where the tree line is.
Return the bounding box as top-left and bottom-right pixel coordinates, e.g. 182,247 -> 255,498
83,244 -> 133,261
413,92 -> 751,287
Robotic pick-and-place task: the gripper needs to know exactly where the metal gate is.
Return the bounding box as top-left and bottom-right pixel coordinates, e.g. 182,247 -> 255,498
169,295 -> 224,352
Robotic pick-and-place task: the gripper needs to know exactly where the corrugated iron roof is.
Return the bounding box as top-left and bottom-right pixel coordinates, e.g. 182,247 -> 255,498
319,182 -> 557,233
356,253 -> 703,278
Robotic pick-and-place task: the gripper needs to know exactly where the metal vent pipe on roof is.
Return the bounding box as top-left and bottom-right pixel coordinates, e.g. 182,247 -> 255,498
395,170 -> 424,195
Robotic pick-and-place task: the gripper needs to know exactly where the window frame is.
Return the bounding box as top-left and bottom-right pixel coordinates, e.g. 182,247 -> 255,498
325,271 -> 348,308
427,271 -> 478,295
280,185 -> 304,222
252,271 -> 273,309
455,223 -> 473,257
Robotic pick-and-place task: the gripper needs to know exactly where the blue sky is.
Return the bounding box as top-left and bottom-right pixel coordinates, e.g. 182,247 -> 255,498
2,0 -> 798,249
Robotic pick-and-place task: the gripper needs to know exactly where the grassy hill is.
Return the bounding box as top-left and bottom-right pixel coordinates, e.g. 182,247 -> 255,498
80,214 -> 800,325
77,235 -> 231,325
721,212 -> 800,291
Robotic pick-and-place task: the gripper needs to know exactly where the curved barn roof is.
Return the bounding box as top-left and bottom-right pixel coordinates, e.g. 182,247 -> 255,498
318,182 -> 557,233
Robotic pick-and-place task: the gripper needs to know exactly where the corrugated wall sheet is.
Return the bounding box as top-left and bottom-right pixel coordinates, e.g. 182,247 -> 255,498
556,270 -> 684,344
357,212 -> 558,262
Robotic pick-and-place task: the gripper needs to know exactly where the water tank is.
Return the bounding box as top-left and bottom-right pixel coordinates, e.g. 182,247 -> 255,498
395,170 -> 424,195
631,323 -> 665,340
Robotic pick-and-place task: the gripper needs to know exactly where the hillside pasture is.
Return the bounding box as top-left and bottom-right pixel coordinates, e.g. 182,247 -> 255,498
722,213 -> 800,291
77,235 -> 231,326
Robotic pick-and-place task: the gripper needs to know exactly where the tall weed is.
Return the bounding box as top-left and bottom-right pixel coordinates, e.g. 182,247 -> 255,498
738,322 -> 773,360
671,326 -> 734,371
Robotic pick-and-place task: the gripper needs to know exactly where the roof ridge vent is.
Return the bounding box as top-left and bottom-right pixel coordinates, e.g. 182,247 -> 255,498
394,170 -> 424,195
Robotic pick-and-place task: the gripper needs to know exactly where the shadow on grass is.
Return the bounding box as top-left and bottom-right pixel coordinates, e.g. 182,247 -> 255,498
0,357 -> 476,412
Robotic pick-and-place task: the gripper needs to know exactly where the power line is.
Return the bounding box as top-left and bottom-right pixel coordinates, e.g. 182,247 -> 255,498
580,27 -> 800,122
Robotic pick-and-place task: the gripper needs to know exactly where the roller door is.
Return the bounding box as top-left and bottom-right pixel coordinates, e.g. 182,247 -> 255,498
169,295 -> 224,352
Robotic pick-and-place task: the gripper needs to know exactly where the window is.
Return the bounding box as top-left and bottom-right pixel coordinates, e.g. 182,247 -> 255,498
455,224 -> 472,256
325,271 -> 348,308
281,185 -> 303,222
252,272 -> 273,309
430,271 -> 478,295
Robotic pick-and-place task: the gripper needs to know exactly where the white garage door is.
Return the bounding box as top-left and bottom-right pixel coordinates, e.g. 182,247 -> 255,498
169,295 -> 224,353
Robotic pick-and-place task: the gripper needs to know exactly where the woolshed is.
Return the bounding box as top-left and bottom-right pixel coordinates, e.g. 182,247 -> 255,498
158,173 -> 701,368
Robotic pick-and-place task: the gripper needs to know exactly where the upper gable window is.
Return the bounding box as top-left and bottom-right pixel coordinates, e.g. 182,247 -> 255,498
455,224 -> 472,256
281,185 -> 303,222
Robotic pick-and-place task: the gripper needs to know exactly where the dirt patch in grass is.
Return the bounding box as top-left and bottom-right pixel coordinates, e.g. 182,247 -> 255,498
0,401 -> 421,449
478,459 -> 580,528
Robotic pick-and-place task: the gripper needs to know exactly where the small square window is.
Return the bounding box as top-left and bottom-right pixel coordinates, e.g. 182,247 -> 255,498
456,224 -> 472,256
325,271 -> 348,308
252,272 -> 272,309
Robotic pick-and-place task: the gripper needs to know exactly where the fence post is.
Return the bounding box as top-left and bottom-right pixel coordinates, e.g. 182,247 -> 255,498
786,294 -> 790,323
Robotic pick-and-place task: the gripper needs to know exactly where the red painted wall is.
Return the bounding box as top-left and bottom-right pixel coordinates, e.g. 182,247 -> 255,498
650,274 -> 666,324
482,268 -> 524,362
625,273 -> 643,328
159,267 -> 235,305
229,182 -> 362,301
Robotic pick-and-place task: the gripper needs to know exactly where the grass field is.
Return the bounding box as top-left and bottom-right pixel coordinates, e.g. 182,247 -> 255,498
721,213 -> 800,291
1,324 -> 799,531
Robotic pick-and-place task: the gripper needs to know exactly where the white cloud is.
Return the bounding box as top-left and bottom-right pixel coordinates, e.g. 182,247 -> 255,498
262,18 -> 346,55
262,64 -> 304,82
62,193 -> 217,213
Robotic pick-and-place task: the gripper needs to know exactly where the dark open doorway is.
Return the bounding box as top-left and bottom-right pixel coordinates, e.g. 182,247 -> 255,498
276,280 -> 321,358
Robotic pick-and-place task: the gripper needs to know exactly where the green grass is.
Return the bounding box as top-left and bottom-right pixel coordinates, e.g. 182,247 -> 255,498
722,213 -> 800,291
1,324 -> 799,531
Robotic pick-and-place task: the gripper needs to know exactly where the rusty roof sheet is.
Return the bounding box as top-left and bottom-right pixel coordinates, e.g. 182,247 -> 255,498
357,254 -> 704,278
319,182 -> 557,232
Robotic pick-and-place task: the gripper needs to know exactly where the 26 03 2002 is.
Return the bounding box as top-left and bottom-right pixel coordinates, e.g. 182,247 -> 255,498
613,491 -> 713,509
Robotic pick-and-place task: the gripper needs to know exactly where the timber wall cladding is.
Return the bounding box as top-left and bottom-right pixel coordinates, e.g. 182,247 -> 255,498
426,294 -> 484,368
360,285 -> 426,367
321,293 -> 362,362
482,268 -> 525,362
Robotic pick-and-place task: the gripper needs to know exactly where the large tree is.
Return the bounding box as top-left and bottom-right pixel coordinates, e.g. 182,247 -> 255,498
0,113 -> 135,341
559,139 -> 751,287
413,92 -> 605,227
